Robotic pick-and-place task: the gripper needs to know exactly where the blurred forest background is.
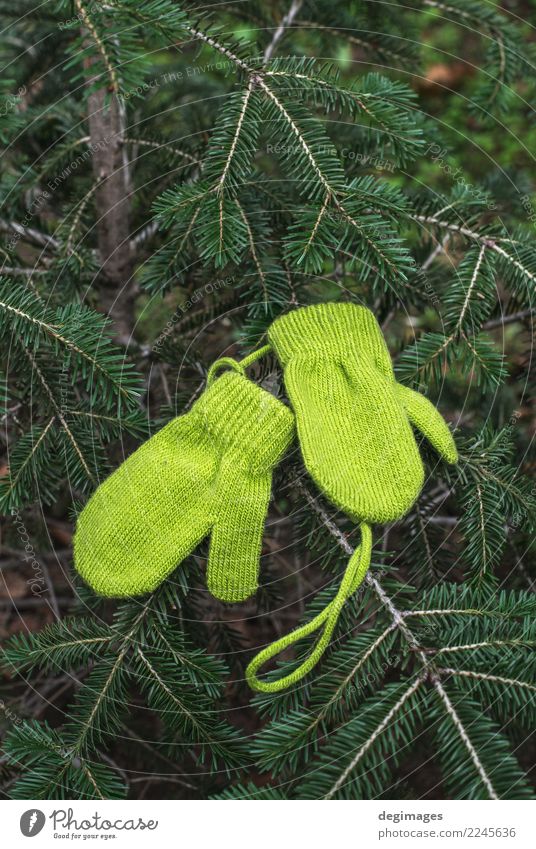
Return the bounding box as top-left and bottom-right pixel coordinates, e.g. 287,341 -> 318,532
0,0 -> 535,800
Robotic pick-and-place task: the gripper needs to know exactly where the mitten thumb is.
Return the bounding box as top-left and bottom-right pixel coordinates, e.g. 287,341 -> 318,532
208,467 -> 272,602
395,383 -> 458,464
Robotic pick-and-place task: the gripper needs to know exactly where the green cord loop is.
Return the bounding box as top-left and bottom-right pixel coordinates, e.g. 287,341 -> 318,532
246,523 -> 373,693
206,357 -> 245,387
206,344 -> 272,387
239,343 -> 272,370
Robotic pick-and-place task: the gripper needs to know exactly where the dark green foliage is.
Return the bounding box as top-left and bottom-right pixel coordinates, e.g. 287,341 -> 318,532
0,279 -> 144,510
0,0 -> 534,802
432,690 -> 534,800
3,721 -> 127,800
2,588 -> 246,796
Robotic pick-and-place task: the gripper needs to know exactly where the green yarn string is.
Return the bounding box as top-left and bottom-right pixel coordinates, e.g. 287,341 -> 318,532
207,344 -> 272,386
246,523 -> 372,693
206,356 -> 245,386
239,344 -> 272,370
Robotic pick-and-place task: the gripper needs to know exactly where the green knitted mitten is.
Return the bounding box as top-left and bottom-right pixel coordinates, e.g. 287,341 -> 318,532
246,302 -> 457,693
268,302 -> 457,521
74,365 -> 294,602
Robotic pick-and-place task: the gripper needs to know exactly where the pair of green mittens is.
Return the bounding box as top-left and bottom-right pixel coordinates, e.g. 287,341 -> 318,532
74,303 -> 457,691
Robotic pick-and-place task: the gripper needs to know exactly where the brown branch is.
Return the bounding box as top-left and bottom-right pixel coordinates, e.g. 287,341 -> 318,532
296,478 -> 499,799
87,92 -> 134,341
263,0 -> 304,63
82,24 -> 134,344
483,308 -> 534,330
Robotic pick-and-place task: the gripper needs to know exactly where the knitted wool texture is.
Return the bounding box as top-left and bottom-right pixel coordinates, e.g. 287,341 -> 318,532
246,302 -> 458,693
246,523 -> 372,692
74,370 -> 294,601
268,302 -> 458,522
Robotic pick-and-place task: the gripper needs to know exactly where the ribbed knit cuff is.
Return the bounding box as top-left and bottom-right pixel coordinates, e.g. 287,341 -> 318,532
268,303 -> 389,367
199,371 -> 294,472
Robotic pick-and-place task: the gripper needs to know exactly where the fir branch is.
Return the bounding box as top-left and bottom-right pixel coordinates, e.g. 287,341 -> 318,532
439,667 -> 536,692
263,0 -> 303,63
432,679 -> 498,799
22,347 -> 95,484
126,137 -> 199,165
324,674 -> 426,799
235,199 -> 268,302
0,282 -> 140,405
0,417 -> 55,507
74,0 -> 119,94
297,481 -> 502,799
217,79 -> 254,193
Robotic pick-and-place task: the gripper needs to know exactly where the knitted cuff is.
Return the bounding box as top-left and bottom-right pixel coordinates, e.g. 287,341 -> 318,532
198,371 -> 294,472
268,303 -> 392,375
